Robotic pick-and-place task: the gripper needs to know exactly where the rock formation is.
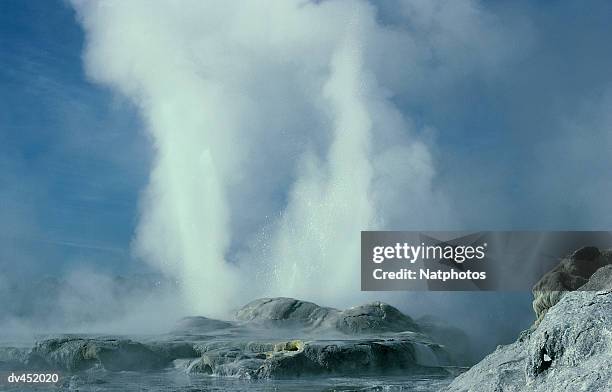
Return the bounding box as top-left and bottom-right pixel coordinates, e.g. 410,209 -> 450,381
0,298 -> 455,380
235,297 -> 421,335
444,249 -> 612,392
24,337 -> 196,372
181,298 -> 450,379
532,246 -> 612,325
184,335 -> 451,379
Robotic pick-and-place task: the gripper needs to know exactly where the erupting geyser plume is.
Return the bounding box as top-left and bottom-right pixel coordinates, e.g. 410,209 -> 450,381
71,0 -> 507,317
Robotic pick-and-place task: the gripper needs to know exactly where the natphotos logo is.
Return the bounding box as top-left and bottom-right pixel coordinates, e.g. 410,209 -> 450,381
363,231 -> 612,291
372,242 -> 487,264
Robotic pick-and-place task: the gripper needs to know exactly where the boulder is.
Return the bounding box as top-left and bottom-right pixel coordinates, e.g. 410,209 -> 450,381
336,302 -> 420,334
443,264 -> 612,392
532,247 -> 612,325
235,297 -> 420,335
235,297 -> 338,330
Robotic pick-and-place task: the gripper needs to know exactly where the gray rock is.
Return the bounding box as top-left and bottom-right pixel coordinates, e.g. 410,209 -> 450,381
171,298 -> 448,379
235,297 -> 338,330
5,297 -> 451,379
186,334 -> 452,379
443,264 -> 612,392
579,264 -> 612,291
337,302 -> 420,334
532,247 -> 612,325
26,337 -> 195,371
236,297 -> 420,335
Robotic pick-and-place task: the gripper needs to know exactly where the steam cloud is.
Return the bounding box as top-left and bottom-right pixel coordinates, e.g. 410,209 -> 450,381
72,0 -> 511,317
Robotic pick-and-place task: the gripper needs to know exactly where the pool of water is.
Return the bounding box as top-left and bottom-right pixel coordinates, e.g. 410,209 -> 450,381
3,368 -> 456,392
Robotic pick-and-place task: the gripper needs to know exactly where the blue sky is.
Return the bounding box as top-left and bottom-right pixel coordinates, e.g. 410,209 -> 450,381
1,0 -> 612,279
0,0 -> 149,276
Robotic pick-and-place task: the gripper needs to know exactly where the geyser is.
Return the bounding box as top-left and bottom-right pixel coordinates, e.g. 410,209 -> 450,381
72,0 -> 505,316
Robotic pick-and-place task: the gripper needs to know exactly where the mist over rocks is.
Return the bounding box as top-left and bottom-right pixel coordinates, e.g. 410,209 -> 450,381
174,316 -> 233,333
25,337 -> 196,372
0,347 -> 29,370
443,256 -> 612,392
416,315 -> 477,367
182,299 -> 451,379
0,297 -> 462,380
1,337 -> 198,373
0,273 -> 182,335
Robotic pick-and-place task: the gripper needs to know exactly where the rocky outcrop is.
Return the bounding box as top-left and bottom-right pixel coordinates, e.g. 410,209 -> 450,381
184,334 -> 451,379
579,264 -> 612,291
25,337 -> 196,372
175,298 -> 443,379
0,298 -> 453,380
444,259 -> 612,392
235,297 -> 337,330
337,301 -> 420,334
236,297 -> 420,335
532,246 -> 612,325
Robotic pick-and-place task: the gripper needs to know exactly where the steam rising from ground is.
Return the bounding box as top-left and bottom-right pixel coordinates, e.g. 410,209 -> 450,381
0,269 -> 184,341
72,0 -> 511,317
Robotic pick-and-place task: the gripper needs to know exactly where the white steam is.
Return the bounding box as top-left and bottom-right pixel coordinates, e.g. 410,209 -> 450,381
72,0 -> 504,317
264,22 -> 379,303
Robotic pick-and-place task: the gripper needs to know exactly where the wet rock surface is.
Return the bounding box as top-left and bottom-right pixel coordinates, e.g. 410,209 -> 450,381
444,253 -> 612,392
23,337 -> 196,372
0,298 -> 454,380
236,297 -> 420,335
183,334 -> 451,379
